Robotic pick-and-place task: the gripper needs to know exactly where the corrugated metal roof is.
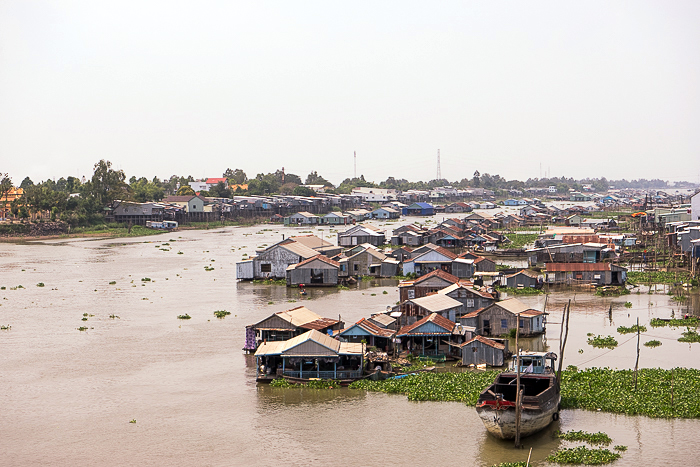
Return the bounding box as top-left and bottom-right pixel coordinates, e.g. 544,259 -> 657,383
461,335 -> 505,350
494,298 -> 532,315
280,241 -> 321,259
397,313 -> 456,336
368,313 -> 396,327
301,317 -> 341,330
409,294 -> 463,313
414,269 -> 460,285
545,262 -> 612,272
254,329 -> 364,356
275,306 -> 323,327
339,318 -> 395,338
288,254 -> 340,269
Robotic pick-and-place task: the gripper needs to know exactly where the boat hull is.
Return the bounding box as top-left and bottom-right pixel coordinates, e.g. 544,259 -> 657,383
476,394 -> 560,439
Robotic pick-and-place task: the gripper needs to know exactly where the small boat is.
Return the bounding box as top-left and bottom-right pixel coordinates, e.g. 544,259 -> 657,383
476,351 -> 560,440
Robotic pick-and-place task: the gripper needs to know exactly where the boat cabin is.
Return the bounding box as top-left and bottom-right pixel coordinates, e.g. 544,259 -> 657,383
511,351 -> 557,375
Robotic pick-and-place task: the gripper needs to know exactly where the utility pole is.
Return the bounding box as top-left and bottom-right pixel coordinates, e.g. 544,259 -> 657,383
354,151 -> 357,179
437,149 -> 441,181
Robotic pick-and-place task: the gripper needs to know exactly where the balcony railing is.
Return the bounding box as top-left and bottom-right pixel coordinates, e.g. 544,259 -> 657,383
276,369 -> 362,379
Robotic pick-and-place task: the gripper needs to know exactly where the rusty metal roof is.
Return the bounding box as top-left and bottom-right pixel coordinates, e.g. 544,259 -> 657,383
301,317 -> 341,330
545,262 -> 612,272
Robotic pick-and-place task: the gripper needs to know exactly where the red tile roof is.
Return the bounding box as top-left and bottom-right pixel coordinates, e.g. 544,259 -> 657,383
206,177 -> 228,185
397,313 -> 456,336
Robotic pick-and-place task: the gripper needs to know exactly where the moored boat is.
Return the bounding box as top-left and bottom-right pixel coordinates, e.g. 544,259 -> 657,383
476,351 -> 560,439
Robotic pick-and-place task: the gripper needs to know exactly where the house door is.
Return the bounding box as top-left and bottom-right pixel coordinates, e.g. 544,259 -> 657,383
483,319 -> 491,335
310,269 -> 324,284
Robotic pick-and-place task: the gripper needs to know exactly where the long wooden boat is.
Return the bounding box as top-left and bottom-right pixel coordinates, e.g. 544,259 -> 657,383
475,351 -> 560,439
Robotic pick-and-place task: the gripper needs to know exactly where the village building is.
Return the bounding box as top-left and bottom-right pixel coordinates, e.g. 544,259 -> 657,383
504,269 -> 541,289
396,313 -> 466,359
286,255 -> 340,287
367,312 -> 399,331
401,293 -> 464,322
460,335 -> 508,367
371,207 -> 401,219
244,306 -> 344,351
337,224 -> 386,247
544,263 -> 627,286
401,246 -> 458,276
236,238 -> 320,280
336,318 -> 395,351
402,202 -> 435,216
254,329 -> 364,381
436,283 -> 496,315
284,211 -> 319,225
338,244 -> 397,278
399,269 -> 461,302
162,195 -> 208,213
460,298 -> 545,338
321,211 -> 352,225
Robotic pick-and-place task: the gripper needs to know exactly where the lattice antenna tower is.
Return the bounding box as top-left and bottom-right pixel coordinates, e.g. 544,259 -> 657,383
437,149 -> 441,180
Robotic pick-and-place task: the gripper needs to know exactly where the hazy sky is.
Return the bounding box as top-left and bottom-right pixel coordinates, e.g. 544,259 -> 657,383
1,1 -> 699,186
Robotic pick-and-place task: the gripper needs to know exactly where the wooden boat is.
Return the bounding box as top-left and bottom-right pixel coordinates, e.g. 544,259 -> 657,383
476,351 -> 560,440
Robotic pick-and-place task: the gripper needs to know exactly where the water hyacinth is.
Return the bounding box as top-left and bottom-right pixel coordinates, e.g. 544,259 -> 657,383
617,324 -> 646,335
587,335 -> 618,349
556,430 -> 612,445
546,446 -> 621,465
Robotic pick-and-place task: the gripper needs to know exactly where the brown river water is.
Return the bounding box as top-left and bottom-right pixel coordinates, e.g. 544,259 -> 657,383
1,223 -> 699,466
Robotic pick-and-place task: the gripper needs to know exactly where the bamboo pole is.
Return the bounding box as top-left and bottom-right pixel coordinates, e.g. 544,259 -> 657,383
634,317 -> 640,390
557,300 -> 571,382
515,312 -> 521,448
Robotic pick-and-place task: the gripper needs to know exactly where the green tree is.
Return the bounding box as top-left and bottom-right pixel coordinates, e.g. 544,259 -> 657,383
176,185 -> 196,196
292,185 -> 316,197
90,160 -> 129,206
305,171 -> 334,187
224,168 -> 247,185
209,181 -> 232,198
20,177 -> 34,190
0,173 -> 12,204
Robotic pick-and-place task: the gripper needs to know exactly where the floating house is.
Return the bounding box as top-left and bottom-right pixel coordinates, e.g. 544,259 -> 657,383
544,263 -> 627,286
338,224 -> 386,247
254,329 -> 364,382
504,269 -> 541,289
396,313 -> 466,359
401,293 -> 464,322
402,202 -> 435,216
286,255 -> 340,287
460,335 -> 508,367
337,318 -> 396,351
244,306 -> 343,351
459,298 -> 545,338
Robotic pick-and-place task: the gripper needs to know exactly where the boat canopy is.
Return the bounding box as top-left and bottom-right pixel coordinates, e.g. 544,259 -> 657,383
510,351 -> 557,375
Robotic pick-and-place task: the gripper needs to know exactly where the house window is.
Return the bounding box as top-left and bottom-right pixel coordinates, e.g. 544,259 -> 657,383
466,299 -> 475,308
519,319 -> 524,328
408,290 -> 415,299
501,319 -> 507,329
260,264 -> 272,273
340,264 -> 346,272
353,264 -> 359,271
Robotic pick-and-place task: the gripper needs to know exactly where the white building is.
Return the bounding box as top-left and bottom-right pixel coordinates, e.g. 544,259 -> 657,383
548,186 -> 556,193
691,191 -> 700,221
351,187 -> 397,202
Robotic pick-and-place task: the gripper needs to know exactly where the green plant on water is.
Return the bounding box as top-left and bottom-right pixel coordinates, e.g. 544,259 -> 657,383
177,251 -> 183,255
252,278 -> 286,286
337,285 -> 349,290
555,430 -> 612,445
129,419 -> 136,424
587,335 -> 618,349
624,301 -> 632,308
269,379 -> 293,388
109,314 -> 119,319
0,286 -> 5,290
382,290 -> 388,294
643,340 -> 661,348
1,325 -> 11,330
141,278 -> 151,282
546,446 -> 621,465
627,271 -> 691,285
613,446 -> 627,452
177,314 -> 191,320
678,329 -> 700,343
77,327 -> 88,331
496,286 -> 545,295
371,293 -> 376,296
288,299 -> 297,303
81,317 -> 87,321
36,282 -> 45,287
268,301 -> 274,305
109,281 -> 116,285
617,324 -> 646,334
586,332 -> 594,337
671,295 -> 687,302
490,463 -> 527,467
650,317 -> 700,328
595,286 -> 630,296
204,266 -> 215,271
361,276 -> 372,282
214,310 -> 231,319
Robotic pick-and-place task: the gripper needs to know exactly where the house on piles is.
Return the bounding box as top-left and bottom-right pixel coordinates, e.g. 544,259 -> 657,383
236,238 -> 320,280
244,306 -> 344,352
544,263 -> 627,286
338,224 -> 386,247
437,283 -> 496,315
402,202 -> 435,216
504,269 -> 541,289
284,211 -> 319,225
371,207 -> 401,219
286,255 -> 340,287
400,293 -> 464,322
399,269 -> 461,302
459,298 -> 545,338
321,211 -> 352,225
338,244 -> 398,278
401,246 -> 458,277
396,313 -> 468,359
337,318 -> 395,352
460,335 -> 509,367
254,329 -> 364,382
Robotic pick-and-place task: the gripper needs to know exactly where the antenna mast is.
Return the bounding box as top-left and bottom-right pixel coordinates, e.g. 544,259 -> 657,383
437,149 -> 441,180
354,151 -> 357,179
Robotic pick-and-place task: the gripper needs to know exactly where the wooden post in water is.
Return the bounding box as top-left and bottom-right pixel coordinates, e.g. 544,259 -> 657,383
557,300 -> 571,382
634,317 -> 640,390
515,312 -> 522,448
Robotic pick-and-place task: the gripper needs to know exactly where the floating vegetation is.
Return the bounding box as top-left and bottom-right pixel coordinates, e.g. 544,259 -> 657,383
617,324 -> 646,335
204,266 -> 215,271
36,282 -> 45,287
546,446 -> 620,465
129,419 -> 136,424
587,335 -> 618,349
650,317 -> 699,328
177,251 -> 183,254
678,329 -> 700,343
109,314 -> 119,319
77,326 -> 88,331
383,290 -> 388,294
109,281 -> 116,285
177,314 -> 191,320
595,286 -> 630,296
0,286 -> 5,290
270,378 -> 340,389
627,271 -> 691,285
267,301 -> 274,305
1,325 -> 11,330
556,430 -> 612,445
613,446 -> 627,452
644,340 -> 662,348
361,276 -> 373,282
214,310 -> 231,319
141,278 -> 151,282
496,286 -> 545,295
671,295 -> 688,302
288,299 -> 296,303
624,301 -> 632,308
337,285 -> 349,290
252,278 -> 286,285
81,317 -> 88,321
370,293 -> 377,296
